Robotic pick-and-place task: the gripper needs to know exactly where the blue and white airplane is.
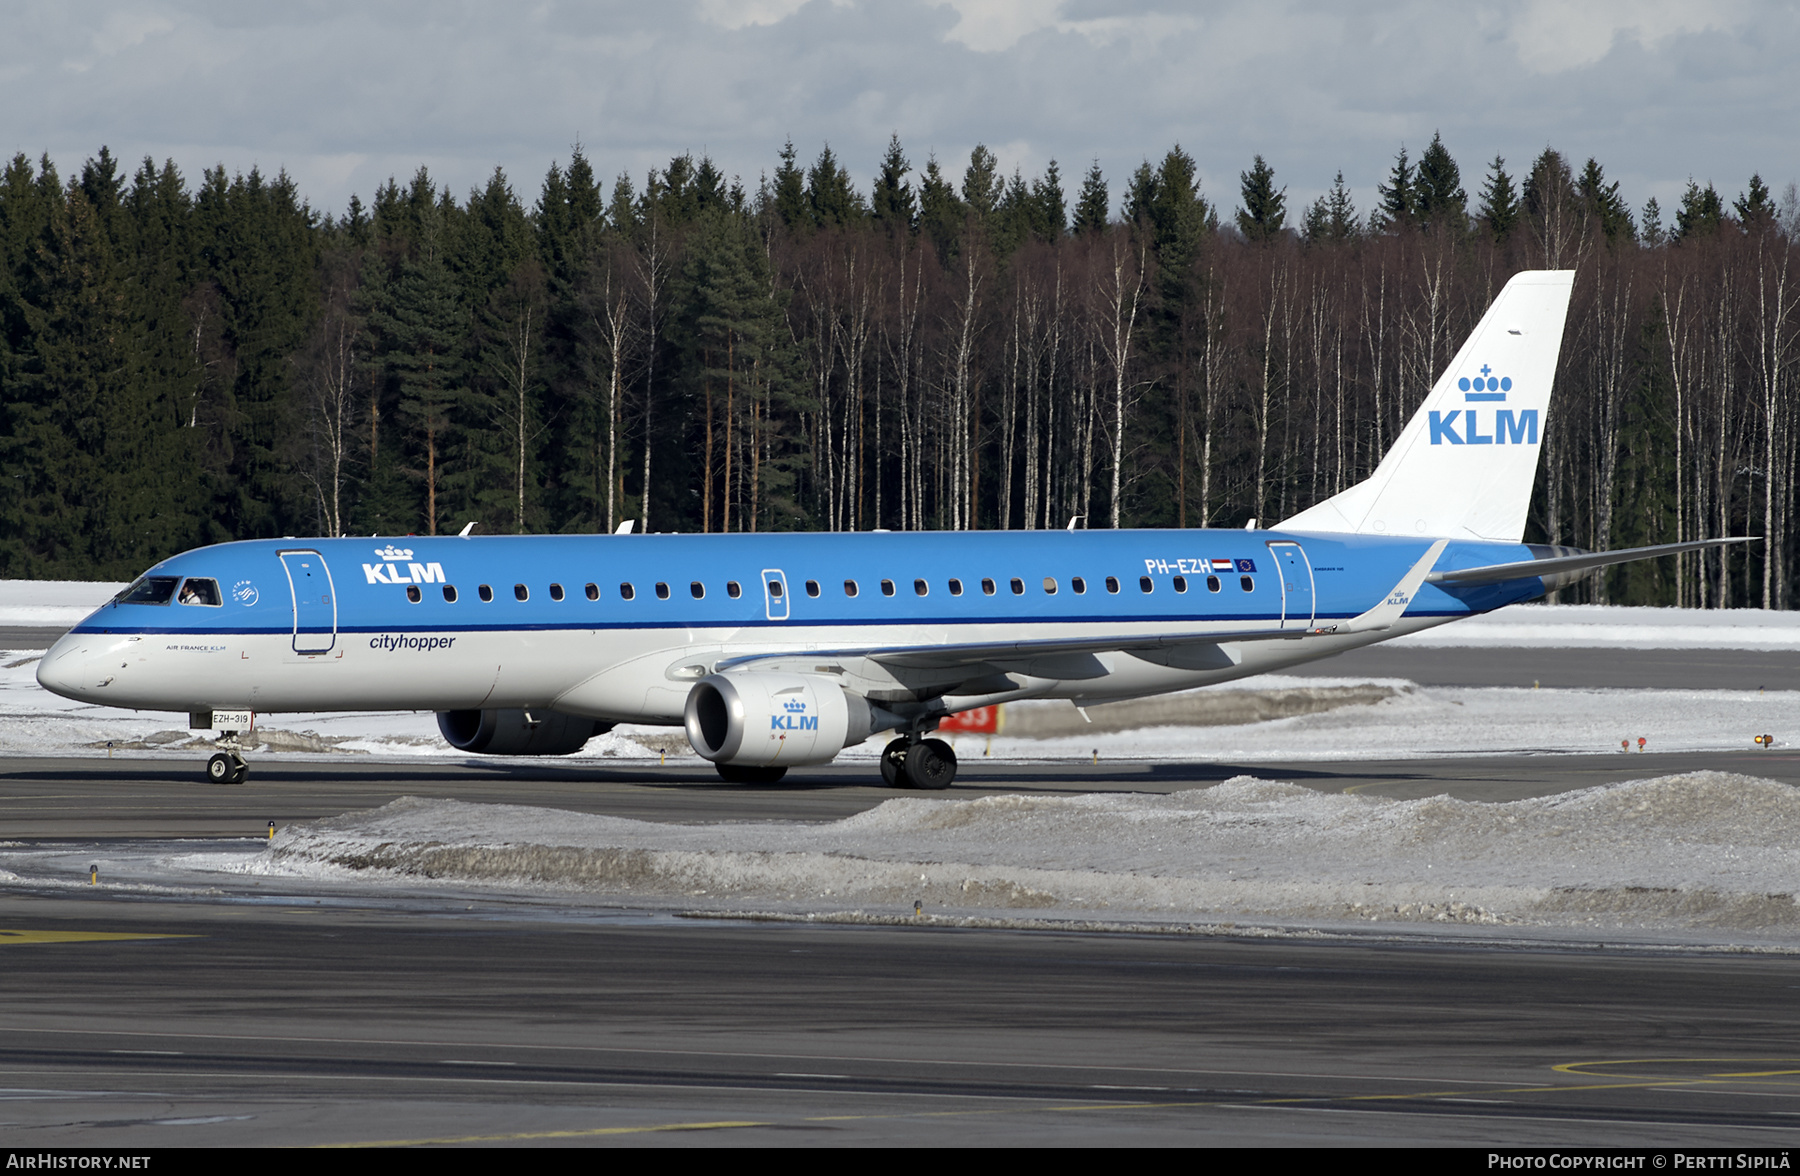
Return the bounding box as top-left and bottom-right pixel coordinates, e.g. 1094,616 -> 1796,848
36,270 -> 1741,786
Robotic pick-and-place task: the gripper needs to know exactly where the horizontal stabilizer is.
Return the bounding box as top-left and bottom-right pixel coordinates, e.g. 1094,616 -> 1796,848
1428,537 -> 1757,586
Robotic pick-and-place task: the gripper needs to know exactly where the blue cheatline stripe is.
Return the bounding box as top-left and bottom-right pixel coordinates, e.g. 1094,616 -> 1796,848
69,609 -> 1466,640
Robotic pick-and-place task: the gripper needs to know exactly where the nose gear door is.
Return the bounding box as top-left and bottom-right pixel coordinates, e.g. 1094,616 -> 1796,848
279,550 -> 338,654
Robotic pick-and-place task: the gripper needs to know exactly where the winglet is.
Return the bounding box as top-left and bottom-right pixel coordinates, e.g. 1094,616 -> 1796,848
457,520 -> 478,538
1344,539 -> 1448,633
615,519 -> 635,535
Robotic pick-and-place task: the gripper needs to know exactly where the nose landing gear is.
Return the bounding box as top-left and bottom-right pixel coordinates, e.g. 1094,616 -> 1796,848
206,750 -> 248,784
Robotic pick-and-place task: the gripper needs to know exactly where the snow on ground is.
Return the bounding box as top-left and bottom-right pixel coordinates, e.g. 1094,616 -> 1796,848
216,773 -> 1800,940
0,580 -> 126,627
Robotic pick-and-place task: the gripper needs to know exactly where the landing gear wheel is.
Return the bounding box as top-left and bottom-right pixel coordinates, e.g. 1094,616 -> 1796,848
903,738 -> 957,790
879,737 -> 910,788
206,753 -> 239,784
714,763 -> 789,784
230,760 -> 249,784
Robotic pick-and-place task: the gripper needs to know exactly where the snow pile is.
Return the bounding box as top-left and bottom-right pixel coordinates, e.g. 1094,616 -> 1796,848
248,773 -> 1800,937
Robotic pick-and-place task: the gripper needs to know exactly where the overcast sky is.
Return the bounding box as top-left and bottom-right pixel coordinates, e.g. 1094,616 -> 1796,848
6,1 -> 1796,226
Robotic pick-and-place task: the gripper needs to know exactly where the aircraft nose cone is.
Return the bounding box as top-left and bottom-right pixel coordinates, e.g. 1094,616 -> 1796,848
35,634 -> 90,702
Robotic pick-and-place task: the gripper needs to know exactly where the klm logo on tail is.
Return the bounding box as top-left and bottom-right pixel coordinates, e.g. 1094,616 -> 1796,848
1428,365 -> 1538,446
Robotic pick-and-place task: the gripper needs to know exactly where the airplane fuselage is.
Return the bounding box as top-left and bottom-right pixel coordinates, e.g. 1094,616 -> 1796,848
37,528 -> 1545,723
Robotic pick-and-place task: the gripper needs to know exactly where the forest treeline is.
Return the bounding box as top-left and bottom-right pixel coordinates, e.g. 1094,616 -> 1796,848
1,134 -> 1796,607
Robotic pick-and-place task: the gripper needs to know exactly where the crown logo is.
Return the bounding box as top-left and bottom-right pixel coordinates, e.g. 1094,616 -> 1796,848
783,698 -> 807,713
375,544 -> 414,561
1458,364 -> 1512,398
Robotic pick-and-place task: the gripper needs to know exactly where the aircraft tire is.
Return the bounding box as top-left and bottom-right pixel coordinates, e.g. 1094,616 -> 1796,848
904,738 -> 957,790
879,738 -> 909,788
206,754 -> 234,784
231,761 -> 249,784
714,763 -> 789,785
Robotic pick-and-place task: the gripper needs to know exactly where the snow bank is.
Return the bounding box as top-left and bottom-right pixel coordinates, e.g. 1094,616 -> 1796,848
243,773 -> 1800,937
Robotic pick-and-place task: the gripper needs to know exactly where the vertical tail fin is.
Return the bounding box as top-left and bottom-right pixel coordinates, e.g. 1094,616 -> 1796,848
1279,269 -> 1575,542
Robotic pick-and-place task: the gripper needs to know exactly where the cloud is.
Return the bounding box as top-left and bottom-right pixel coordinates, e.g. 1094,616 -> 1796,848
1508,0 -> 1752,72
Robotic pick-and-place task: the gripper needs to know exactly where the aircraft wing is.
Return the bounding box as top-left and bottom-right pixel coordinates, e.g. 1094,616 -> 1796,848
1427,537 -> 1755,586
716,541 -> 1448,675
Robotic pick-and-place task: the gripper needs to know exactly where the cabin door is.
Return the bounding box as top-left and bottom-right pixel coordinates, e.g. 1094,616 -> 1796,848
278,550 -> 338,654
761,568 -> 790,621
1266,541 -> 1315,630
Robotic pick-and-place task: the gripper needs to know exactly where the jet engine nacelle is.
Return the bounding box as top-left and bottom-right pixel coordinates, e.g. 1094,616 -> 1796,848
436,708 -> 611,756
684,673 -> 884,767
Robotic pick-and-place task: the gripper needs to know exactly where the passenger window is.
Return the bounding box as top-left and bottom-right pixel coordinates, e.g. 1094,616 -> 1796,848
549,583 -> 565,601
585,583 -> 599,600
1105,576 -> 1120,593
880,579 -> 895,596
914,579 -> 928,596
1010,578 -> 1024,595
948,578 -> 963,596
727,581 -> 741,598
514,583 -> 529,602
406,585 -> 421,603
1206,575 -> 1221,593
1240,575 -> 1255,592
1139,576 -> 1154,594
1172,576 -> 1187,593
844,579 -> 859,597
690,581 -> 704,599
1042,577 -> 1057,595
981,578 -> 996,595
443,585 -> 458,603
656,582 -> 671,600
619,583 -> 635,600
805,580 -> 820,597
1071,577 -> 1086,594
767,579 -> 783,598
478,584 -> 494,602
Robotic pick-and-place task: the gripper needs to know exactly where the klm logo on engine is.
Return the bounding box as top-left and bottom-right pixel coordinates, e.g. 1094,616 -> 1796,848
1428,364 -> 1537,446
771,696 -> 819,731
362,545 -> 446,586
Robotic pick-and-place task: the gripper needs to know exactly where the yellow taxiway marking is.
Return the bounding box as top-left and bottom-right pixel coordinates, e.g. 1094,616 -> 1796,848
323,1121 -> 769,1147
0,929 -> 193,946
324,1056 -> 1800,1145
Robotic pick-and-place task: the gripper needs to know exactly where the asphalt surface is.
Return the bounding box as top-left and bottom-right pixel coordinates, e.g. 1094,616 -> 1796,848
4,890 -> 1800,1147
6,623 -> 1800,1146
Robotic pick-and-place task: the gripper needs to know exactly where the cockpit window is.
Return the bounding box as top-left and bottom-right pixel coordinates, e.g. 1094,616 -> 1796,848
178,578 -> 222,606
115,576 -> 179,605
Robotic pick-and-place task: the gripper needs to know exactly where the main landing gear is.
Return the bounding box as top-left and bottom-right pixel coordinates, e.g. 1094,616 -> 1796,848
880,735 -> 957,790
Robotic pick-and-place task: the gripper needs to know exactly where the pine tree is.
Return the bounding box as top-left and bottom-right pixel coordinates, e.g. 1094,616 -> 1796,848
1577,158 -> 1635,243
1478,156 -> 1519,242
871,134 -> 915,235
1735,174 -> 1775,228
1413,132 -> 1466,232
771,138 -> 808,230
1640,196 -> 1666,247
1376,146 -> 1415,231
1672,179 -> 1724,242
961,145 -> 1001,220
1031,159 -> 1066,241
805,144 -> 862,228
918,154 -> 963,257
1072,161 -> 1109,234
1235,154 -> 1285,242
